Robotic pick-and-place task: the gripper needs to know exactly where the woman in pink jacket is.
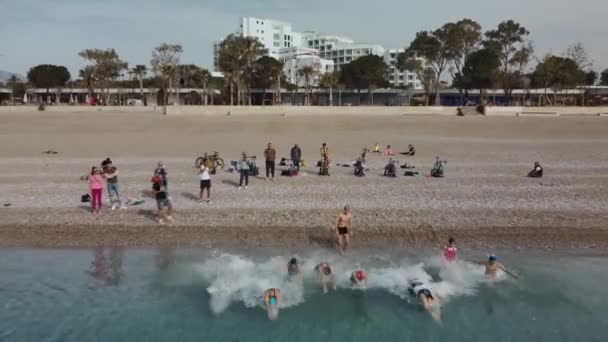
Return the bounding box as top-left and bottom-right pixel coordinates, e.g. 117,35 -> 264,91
88,166 -> 104,215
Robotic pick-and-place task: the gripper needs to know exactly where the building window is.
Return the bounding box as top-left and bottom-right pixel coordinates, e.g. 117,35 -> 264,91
274,33 -> 280,40
346,57 -> 352,62
314,40 -> 319,45
346,49 -> 352,55
256,21 -> 259,24
274,42 -> 280,47
390,53 -> 396,58
308,41 -> 313,47
399,76 -> 404,80
408,75 -> 413,80
354,49 -> 360,55
339,50 -> 344,56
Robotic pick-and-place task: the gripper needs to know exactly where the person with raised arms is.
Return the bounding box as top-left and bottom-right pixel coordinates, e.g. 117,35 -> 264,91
314,262 -> 336,294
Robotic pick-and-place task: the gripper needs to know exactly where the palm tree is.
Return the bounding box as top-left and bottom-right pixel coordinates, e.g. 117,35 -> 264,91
319,71 -> 339,106
131,65 -> 147,106
297,66 -> 317,105
199,69 -> 211,105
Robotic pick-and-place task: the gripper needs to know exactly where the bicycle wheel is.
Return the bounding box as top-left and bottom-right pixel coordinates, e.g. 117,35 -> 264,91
214,158 -> 225,170
195,157 -> 205,168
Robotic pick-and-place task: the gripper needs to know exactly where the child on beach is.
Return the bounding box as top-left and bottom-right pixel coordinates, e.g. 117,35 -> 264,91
443,238 -> 457,262
88,166 -> 104,215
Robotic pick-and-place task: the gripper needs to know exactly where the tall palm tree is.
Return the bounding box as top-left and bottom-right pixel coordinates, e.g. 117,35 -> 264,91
319,71 -> 338,106
131,65 -> 147,106
297,66 -> 317,105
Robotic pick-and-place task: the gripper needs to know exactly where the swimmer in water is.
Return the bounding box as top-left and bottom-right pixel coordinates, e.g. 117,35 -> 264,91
350,269 -> 368,288
408,281 -> 441,323
482,255 -> 518,280
315,262 -> 336,293
264,288 -> 281,320
287,257 -> 302,279
443,237 -> 457,262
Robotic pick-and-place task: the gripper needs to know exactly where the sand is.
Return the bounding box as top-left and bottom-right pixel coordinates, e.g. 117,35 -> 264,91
0,110 -> 607,250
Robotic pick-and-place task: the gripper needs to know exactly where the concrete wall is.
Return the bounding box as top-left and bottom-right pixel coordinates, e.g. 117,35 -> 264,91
1,105 -> 607,117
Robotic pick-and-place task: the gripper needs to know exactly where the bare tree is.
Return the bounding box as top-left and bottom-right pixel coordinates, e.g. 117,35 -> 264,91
151,43 -> 183,114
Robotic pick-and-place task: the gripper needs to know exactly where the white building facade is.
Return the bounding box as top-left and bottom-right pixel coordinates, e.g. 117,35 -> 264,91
213,16 -> 422,89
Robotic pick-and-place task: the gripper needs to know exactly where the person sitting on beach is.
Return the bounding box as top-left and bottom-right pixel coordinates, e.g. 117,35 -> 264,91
287,257 -> 302,278
335,206 -> 352,254
482,255 -> 518,280
407,144 -> 416,156
384,158 -> 397,177
383,145 -> 395,156
430,157 -> 447,178
315,262 -> 336,293
264,288 -> 281,320
443,238 -> 457,262
372,143 -> 380,153
408,281 -> 441,323
152,174 -> 173,224
528,161 -> 543,178
354,157 -> 365,177
350,269 -> 368,288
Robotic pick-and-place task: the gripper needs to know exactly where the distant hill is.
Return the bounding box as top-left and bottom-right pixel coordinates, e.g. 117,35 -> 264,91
0,70 -> 25,83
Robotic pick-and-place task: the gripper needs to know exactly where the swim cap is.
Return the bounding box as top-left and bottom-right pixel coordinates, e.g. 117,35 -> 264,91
489,255 -> 497,261
290,257 -> 297,265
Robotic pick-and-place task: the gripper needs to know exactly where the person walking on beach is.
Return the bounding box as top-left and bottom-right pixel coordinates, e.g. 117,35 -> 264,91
88,166 -> 104,215
290,144 -> 302,173
335,206 -> 352,254
152,174 -> 173,224
482,255 -> 518,280
314,262 -> 336,293
101,158 -> 125,210
238,153 -> 250,189
199,160 -> 211,203
264,143 -> 277,180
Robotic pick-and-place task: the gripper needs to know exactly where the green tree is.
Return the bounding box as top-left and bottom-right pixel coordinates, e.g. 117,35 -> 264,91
78,49 -> 128,104
131,65 -> 147,106
600,69 -> 608,86
27,64 -> 71,100
217,34 -> 264,106
484,20 -> 533,105
404,27 -> 453,105
6,75 -> 26,103
444,19 -> 482,79
319,71 -> 339,106
151,43 -> 183,114
297,65 -> 318,105
397,54 -> 434,105
349,55 -> 388,105
455,48 -> 500,106
532,55 -> 584,105
584,71 -> 597,86
252,56 -> 284,105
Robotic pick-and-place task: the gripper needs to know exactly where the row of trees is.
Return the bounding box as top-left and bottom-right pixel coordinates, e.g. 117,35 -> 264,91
398,19 -> 605,105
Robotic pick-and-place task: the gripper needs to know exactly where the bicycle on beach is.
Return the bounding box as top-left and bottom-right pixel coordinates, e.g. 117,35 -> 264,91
195,151 -> 225,173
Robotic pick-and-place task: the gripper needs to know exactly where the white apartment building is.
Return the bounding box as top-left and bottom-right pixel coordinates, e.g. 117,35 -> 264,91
213,16 -> 423,89
385,49 -> 422,89
278,47 -> 335,86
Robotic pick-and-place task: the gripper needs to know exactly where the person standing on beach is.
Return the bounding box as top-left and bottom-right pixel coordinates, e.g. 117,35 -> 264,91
155,161 -> 168,188
290,144 -> 302,173
320,143 -> 330,175
264,143 -> 276,180
101,158 -> 125,210
88,166 -> 104,215
152,174 -> 174,224
314,262 -> 336,293
238,153 -> 250,189
335,206 -> 352,254
199,160 -> 211,203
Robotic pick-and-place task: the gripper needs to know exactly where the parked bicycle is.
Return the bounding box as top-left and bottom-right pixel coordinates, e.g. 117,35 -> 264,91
195,151 -> 225,173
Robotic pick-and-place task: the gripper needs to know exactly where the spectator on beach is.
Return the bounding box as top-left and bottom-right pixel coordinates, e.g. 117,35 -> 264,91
335,205 -> 352,254
101,158 -> 126,210
290,144 -> 302,173
383,145 -> 395,156
528,161 -> 543,178
238,153 -> 250,189
319,143 -> 330,176
88,166 -> 104,215
264,143 -> 277,180
152,175 -> 173,224
199,160 -> 211,203
384,158 -> 397,177
155,161 -> 168,187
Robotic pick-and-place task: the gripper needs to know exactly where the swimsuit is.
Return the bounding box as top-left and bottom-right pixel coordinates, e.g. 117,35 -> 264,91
444,246 -> 457,261
338,227 -> 349,235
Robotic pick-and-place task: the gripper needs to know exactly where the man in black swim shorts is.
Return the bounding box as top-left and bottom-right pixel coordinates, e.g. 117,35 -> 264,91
335,206 -> 352,255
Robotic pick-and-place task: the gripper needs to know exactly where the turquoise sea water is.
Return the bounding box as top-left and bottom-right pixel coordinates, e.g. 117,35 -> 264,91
0,248 -> 607,342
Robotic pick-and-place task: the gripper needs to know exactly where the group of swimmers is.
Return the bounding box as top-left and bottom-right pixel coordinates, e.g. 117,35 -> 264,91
262,237 -> 518,322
